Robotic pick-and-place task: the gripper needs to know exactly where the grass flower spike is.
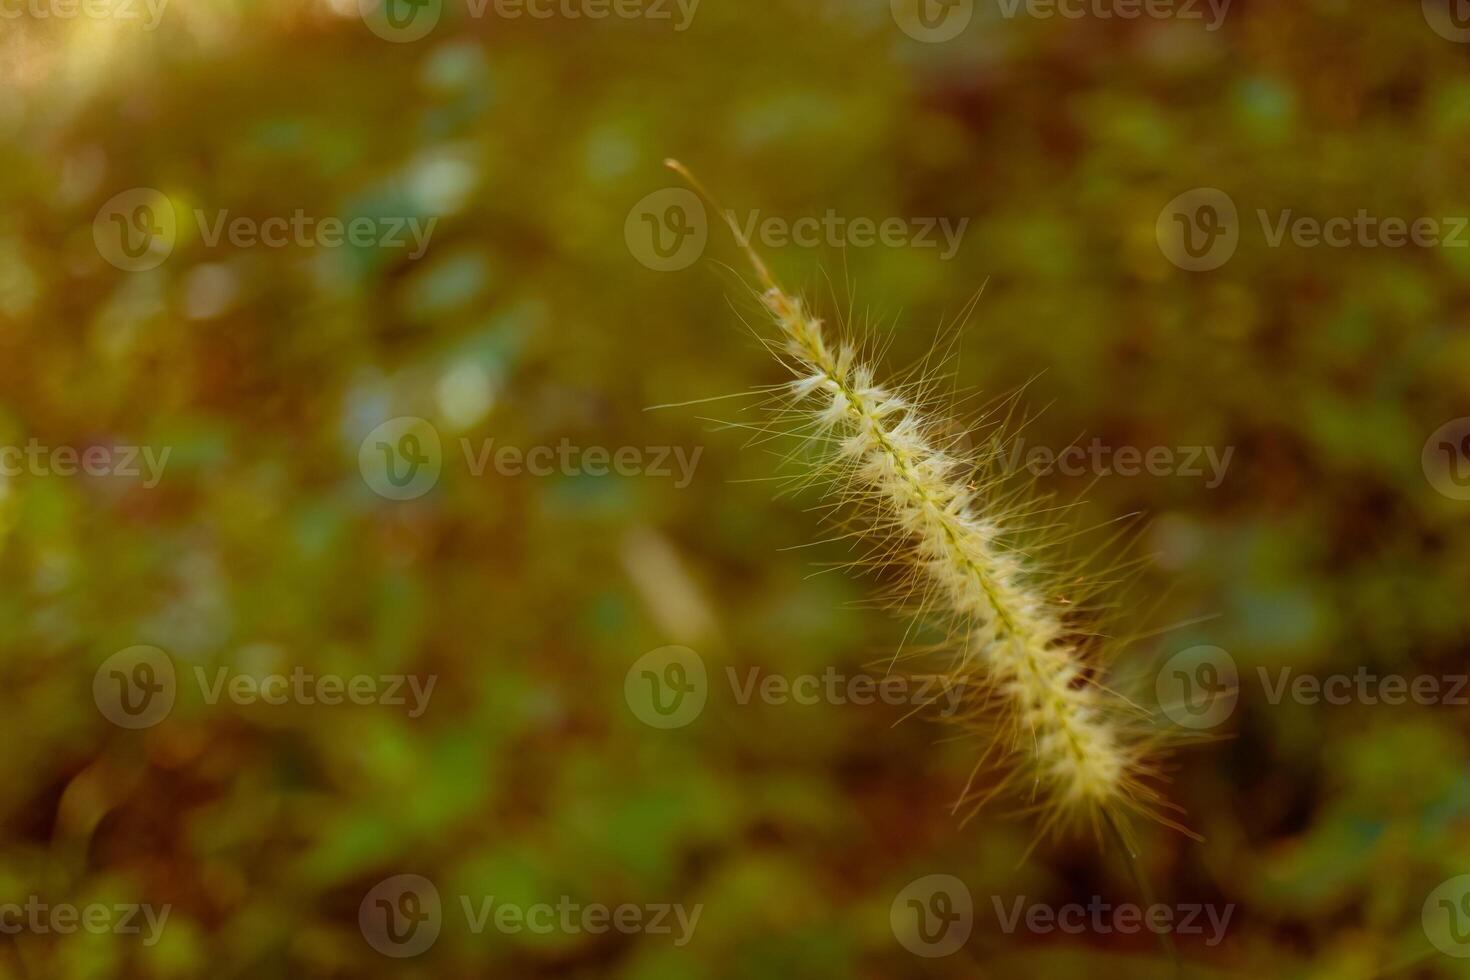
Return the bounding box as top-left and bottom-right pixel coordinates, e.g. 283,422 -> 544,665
668,161 -> 1185,844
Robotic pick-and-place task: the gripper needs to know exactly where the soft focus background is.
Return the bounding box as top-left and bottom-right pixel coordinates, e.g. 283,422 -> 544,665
3,0 -> 1470,976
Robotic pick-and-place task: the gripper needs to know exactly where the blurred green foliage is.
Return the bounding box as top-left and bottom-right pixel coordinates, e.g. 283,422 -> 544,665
1,0 -> 1469,976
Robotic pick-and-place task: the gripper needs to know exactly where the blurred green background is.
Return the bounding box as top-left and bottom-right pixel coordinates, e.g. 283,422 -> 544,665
3,0 -> 1470,976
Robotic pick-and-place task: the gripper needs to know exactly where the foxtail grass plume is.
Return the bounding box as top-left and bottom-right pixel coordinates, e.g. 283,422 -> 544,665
667,160 -> 1189,845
